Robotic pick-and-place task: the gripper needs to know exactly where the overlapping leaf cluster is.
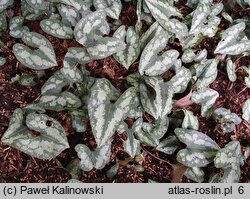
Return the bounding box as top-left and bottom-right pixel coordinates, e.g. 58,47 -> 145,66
0,0 -> 249,183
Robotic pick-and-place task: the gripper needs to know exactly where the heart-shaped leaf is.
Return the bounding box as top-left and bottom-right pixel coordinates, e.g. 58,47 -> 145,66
214,141 -> 243,169
140,22 -> 162,50
213,108 -> 242,133
70,110 -> 88,133
1,109 -> 69,159
135,117 -> 169,147
124,119 -> 141,158
140,29 -> 180,76
13,32 -> 57,70
177,148 -> 217,167
145,0 -> 188,38
214,22 -> 250,55
88,78 -> 137,147
86,37 -> 126,60
175,128 -> 220,150
93,0 -> 122,19
194,49 -> 208,62
214,141 -> 244,182
156,135 -> 180,155
190,2 -> 210,35
181,49 -> 196,63
192,88 -> 219,117
140,77 -> 173,119
113,25 -> 141,69
74,10 -> 110,46
39,91 -> 82,111
41,70 -> 69,95
9,16 -> 29,39
57,4 -> 81,27
167,67 -> 192,94
182,110 -> 199,130
75,140 -> 112,171
40,19 -> 74,39
193,58 -> 219,89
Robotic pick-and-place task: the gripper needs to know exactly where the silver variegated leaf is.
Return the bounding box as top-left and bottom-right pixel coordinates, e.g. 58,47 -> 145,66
74,10 -> 109,46
214,141 -> 243,168
140,22 -> 162,50
210,2 -> 224,16
62,47 -> 93,82
213,108 -> 242,133
93,0 -> 122,19
184,167 -> 204,182
214,22 -> 250,55
182,110 -> 199,130
41,70 -> 69,95
190,2 -> 222,37
167,67 -> 192,94
175,128 -> 220,150
139,29 -> 180,76
51,0 -> 91,11
202,16 -> 221,37
70,110 -> 88,133
124,119 -> 141,158
194,49 -> 208,62
242,99 -> 250,124
177,148 -> 217,167
113,26 -> 140,69
136,117 -> 169,147
9,16 -> 29,38
26,0 -> 49,10
220,167 -> 241,183
140,77 -> 173,119
156,135 -> 180,155
181,34 -> 203,50
194,58 -> 219,89
57,4 -> 80,27
0,0 -> 13,13
192,88 -> 219,117
40,19 -> 73,39
145,0 -> 182,18
190,2 -> 210,35
75,140 -> 112,171
87,37 -> 126,60
13,32 -> 57,70
39,91 -> 82,111
1,109 -> 69,159
88,79 -> 137,147
145,0 -> 188,38
181,49 -> 196,63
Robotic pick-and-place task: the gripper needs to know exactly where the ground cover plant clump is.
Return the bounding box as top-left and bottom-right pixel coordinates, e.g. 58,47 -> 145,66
0,0 -> 249,183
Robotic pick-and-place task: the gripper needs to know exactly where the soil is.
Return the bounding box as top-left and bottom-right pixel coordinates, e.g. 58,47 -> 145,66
0,0 -> 249,183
